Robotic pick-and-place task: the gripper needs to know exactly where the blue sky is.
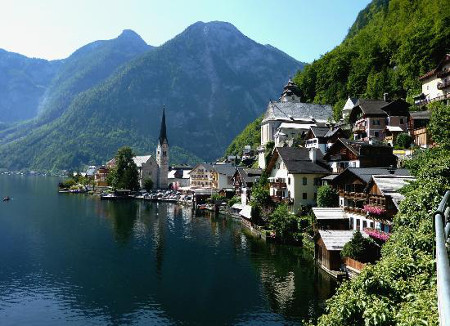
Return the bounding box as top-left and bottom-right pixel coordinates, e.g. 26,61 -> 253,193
0,0 -> 372,63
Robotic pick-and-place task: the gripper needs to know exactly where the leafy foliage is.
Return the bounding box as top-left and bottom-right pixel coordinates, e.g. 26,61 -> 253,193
340,231 -> 378,263
428,102 -> 450,148
317,185 -> 339,207
143,178 -> 153,192
268,204 -> 301,243
293,0 -> 450,118
107,147 -> 139,191
314,150 -> 450,325
394,132 -> 413,149
225,115 -> 263,156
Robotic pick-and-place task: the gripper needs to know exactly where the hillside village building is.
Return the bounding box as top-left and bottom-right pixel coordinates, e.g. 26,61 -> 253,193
323,138 -> 398,173
189,163 -> 235,191
258,80 -> 333,168
415,54 -> 450,105
349,99 -> 410,143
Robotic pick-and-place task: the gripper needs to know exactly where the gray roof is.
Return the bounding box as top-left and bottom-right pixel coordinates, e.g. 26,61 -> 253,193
236,167 -> 263,184
410,110 -> 431,120
313,207 -> 347,220
319,230 -> 360,251
276,147 -> 330,174
371,175 -> 415,205
262,101 -> 333,123
348,167 -> 411,183
310,126 -> 330,138
324,127 -> 343,138
213,163 -> 236,176
356,99 -> 389,115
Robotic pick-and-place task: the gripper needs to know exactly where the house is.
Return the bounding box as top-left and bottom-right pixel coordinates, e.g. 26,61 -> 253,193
349,99 -> 410,142
312,207 -> 349,230
315,230 -> 357,271
94,165 -> 109,187
232,167 -> 263,194
258,80 -> 333,168
212,163 -> 236,191
323,138 -> 397,173
330,167 -> 412,239
168,167 -> 191,190
408,110 -> 433,148
266,147 -> 331,212
189,163 -> 236,191
304,126 -> 347,154
85,166 -> 97,179
189,163 -> 215,189
415,54 -> 450,105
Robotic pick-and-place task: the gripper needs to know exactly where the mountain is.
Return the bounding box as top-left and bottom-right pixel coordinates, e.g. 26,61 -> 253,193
0,50 -> 61,123
0,30 -> 152,144
294,0 -> 450,119
0,21 -> 303,171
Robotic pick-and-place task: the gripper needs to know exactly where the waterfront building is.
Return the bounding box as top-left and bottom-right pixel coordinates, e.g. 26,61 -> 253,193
266,147 -> 331,212
330,167 -> 413,240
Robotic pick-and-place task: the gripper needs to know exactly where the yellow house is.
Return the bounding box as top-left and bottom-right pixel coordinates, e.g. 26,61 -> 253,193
266,147 -> 331,213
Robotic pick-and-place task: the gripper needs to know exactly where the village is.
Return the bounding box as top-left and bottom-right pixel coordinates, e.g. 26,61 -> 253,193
57,53 -> 449,279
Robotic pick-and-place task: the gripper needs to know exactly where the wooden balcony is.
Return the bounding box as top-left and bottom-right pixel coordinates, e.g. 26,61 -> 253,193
270,182 -> 287,189
352,124 -> 366,133
343,206 -> 365,215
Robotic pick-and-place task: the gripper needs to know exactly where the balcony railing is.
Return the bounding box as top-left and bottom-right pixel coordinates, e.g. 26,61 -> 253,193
352,124 -> 366,133
271,196 -> 293,204
434,190 -> 450,326
363,227 -> 391,242
270,182 -> 287,189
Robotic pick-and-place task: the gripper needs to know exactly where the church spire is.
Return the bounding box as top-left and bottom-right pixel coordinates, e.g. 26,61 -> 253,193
159,107 -> 168,145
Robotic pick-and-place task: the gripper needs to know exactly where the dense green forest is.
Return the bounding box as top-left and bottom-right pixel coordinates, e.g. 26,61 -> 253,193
313,102 -> 450,326
225,0 -> 450,156
225,115 -> 263,156
294,0 -> 450,119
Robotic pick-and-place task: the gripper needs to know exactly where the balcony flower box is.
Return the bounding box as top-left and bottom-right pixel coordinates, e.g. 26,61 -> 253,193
364,227 -> 390,242
363,204 -> 386,216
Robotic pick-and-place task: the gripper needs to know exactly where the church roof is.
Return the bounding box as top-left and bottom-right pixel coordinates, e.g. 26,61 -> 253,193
262,101 -> 333,124
133,155 -> 153,167
159,107 -> 168,145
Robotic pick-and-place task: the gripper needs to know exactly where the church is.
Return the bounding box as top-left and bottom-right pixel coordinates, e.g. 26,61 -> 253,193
106,108 -> 169,189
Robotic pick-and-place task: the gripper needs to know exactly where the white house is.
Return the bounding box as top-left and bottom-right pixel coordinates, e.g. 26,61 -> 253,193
266,147 -> 331,212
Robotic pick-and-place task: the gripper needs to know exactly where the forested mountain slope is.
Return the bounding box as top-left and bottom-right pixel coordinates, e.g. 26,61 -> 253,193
0,21 -> 303,171
294,0 -> 450,119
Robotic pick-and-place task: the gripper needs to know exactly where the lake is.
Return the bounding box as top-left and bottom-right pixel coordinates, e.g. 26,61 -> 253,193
0,175 -> 336,325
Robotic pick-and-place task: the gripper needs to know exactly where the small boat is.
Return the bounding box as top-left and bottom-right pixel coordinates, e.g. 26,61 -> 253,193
3,196 -> 10,202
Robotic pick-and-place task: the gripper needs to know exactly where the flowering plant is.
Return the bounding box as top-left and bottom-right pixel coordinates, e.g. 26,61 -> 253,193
364,228 -> 390,241
363,204 -> 386,216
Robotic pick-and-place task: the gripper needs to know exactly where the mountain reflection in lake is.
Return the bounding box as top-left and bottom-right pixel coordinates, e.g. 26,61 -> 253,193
0,175 -> 336,325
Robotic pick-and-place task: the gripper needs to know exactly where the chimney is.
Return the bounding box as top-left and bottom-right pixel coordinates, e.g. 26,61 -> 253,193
309,148 -> 317,163
383,93 -> 389,102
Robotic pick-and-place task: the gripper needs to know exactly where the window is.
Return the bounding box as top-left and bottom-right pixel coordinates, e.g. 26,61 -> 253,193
373,120 -> 380,126
363,221 -> 367,229
374,131 -> 379,137
303,193 -> 307,200
288,178 -> 291,185
356,219 -> 360,229
400,118 -> 404,124
302,177 -> 307,185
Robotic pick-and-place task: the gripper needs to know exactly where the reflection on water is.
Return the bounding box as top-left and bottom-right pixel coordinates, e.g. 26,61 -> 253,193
0,175 -> 336,325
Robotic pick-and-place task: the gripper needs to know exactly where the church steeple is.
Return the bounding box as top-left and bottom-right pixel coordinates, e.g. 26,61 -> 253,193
159,107 -> 168,145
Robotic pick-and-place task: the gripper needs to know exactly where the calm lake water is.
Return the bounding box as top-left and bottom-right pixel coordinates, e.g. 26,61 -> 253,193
0,175 -> 336,325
